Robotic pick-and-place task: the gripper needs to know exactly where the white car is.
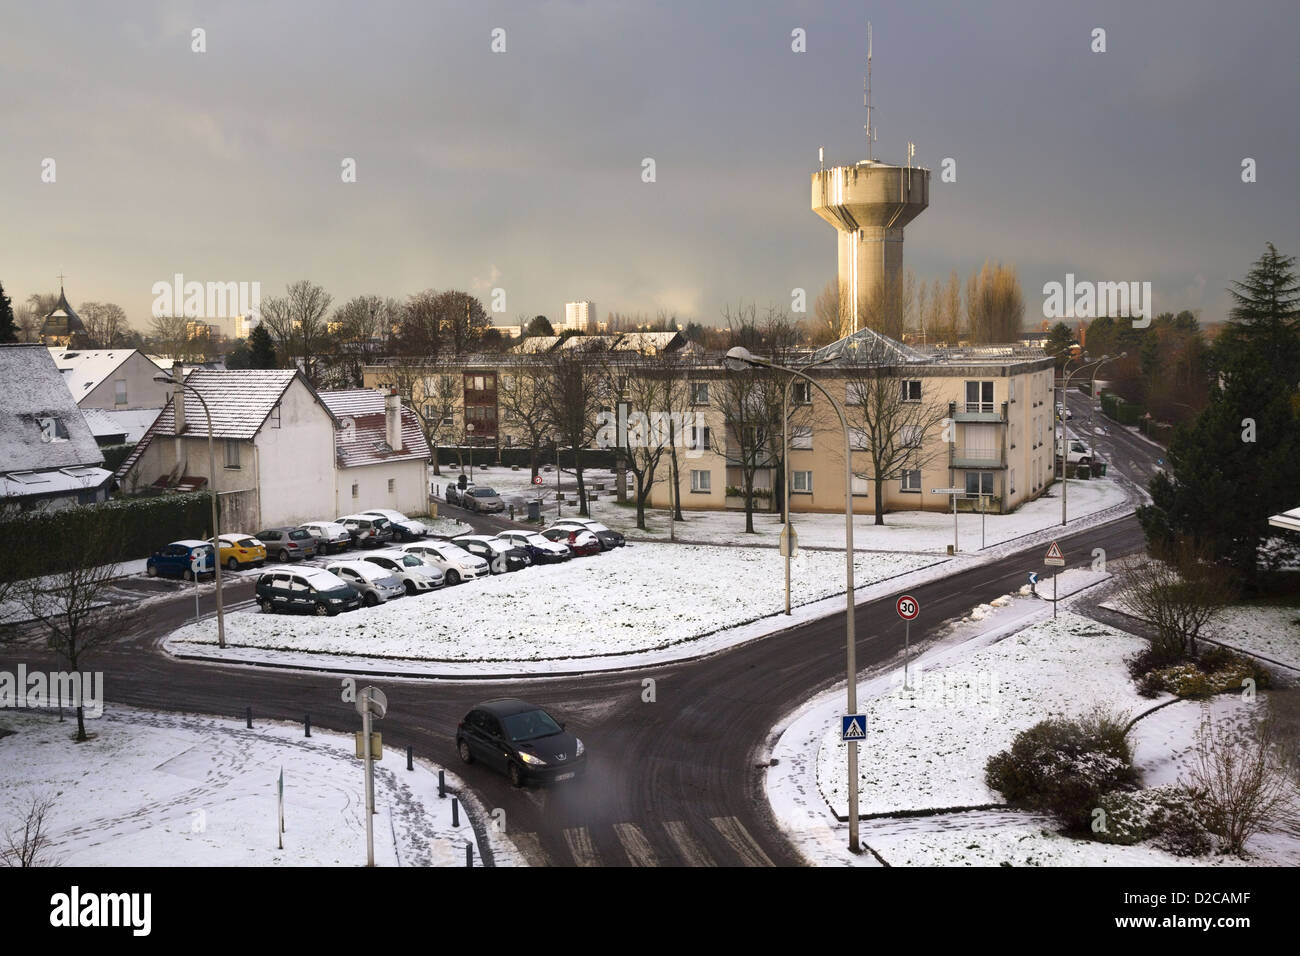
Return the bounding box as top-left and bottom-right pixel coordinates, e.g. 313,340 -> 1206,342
361,549 -> 445,594
1056,438 -> 1092,466
1055,403 -> 1073,421
325,560 -> 405,606
299,520 -> 353,555
399,541 -> 489,586
361,509 -> 428,542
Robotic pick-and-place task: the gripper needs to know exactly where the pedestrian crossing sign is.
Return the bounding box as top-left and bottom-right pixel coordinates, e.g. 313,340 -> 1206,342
841,715 -> 866,741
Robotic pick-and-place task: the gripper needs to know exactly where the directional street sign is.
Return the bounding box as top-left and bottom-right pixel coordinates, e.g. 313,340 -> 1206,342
779,523 -> 798,557
932,487 -> 966,495
895,595 -> 919,621
841,714 -> 866,741
1028,572 -> 1040,586
1044,541 -> 1066,567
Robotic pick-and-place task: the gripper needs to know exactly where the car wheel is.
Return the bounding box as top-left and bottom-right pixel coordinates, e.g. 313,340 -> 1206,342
314,602 -> 331,617
183,569 -> 194,581
227,557 -> 240,571
147,564 -> 158,577
260,598 -> 275,614
457,739 -> 474,764
445,569 -> 460,586
404,580 -> 417,596
363,592 -> 379,607
508,762 -> 524,788
279,549 -> 291,562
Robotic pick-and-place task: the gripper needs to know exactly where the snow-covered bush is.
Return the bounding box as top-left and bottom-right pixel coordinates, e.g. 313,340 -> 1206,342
1093,785 -> 1213,856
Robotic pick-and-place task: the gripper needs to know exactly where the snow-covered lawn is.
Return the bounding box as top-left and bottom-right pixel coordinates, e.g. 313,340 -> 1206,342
0,707 -> 509,867
1101,596 -> 1300,671
815,612 -> 1154,817
170,544 -> 939,666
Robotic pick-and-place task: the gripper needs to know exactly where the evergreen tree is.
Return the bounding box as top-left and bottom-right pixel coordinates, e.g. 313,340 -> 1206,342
1045,322 -> 1074,366
0,280 -> 16,343
249,324 -> 277,369
1216,242 -> 1300,387
526,315 -> 554,337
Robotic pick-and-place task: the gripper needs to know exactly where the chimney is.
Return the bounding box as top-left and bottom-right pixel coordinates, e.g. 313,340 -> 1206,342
385,389 -> 403,452
172,361 -> 186,435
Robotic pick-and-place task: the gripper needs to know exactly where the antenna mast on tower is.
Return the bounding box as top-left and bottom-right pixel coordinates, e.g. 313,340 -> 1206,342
864,21 -> 876,161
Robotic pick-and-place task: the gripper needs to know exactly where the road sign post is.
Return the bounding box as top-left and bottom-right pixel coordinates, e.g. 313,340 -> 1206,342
356,686 -> 388,867
780,523 -> 798,616
932,488 -> 965,553
190,552 -> 205,623
896,595 -> 919,689
1044,542 -> 1065,619
841,714 -> 866,741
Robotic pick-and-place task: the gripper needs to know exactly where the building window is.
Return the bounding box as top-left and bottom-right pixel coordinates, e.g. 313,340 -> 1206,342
1008,378 -> 1016,403
689,425 -> 712,450
690,470 -> 711,493
965,471 -> 995,497
37,417 -> 70,442
790,426 -> 813,450
899,424 -> 922,448
270,403 -> 281,428
901,380 -> 921,403
442,416 -> 455,427
1010,468 -> 1016,494
850,474 -> 870,495
849,427 -> 870,450
900,469 -> 921,492
792,381 -> 812,405
352,483 -> 359,499
387,478 -> 396,493
224,439 -> 240,469
965,380 -> 994,413
792,470 -> 813,493
114,380 -> 127,405
690,382 -> 710,405
504,434 -> 512,447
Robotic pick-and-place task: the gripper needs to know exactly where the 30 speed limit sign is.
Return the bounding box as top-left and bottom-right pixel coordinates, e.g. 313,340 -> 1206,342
896,595 -> 920,621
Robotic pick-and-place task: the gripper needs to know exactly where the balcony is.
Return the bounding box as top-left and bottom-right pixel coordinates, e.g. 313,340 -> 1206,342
951,450 -> 1005,469
949,400 -> 1009,423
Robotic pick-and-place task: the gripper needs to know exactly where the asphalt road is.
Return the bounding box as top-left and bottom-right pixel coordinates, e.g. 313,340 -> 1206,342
3,402 -> 1162,867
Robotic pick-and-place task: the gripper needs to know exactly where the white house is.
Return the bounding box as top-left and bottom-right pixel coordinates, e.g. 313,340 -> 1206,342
0,345 -> 113,511
319,388 -> 430,517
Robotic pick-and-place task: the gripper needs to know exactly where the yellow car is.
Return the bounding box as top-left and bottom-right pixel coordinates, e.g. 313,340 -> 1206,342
217,533 -> 267,571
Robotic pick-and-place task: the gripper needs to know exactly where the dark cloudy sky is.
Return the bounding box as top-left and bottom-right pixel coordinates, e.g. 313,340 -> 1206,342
3,0 -> 1297,333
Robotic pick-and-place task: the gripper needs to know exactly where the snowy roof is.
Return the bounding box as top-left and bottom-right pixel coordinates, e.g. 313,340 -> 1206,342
39,289 -> 85,336
1268,507 -> 1300,533
0,466 -> 113,499
514,335 -> 561,353
151,369 -> 310,440
512,332 -> 684,355
80,407 -> 162,444
48,347 -> 140,401
0,344 -> 105,473
319,389 -> 431,468
808,327 -> 934,366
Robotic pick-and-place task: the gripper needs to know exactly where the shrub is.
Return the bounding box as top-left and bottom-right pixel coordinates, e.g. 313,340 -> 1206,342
1093,785 -> 1214,856
1133,647 -> 1271,698
985,707 -> 1138,831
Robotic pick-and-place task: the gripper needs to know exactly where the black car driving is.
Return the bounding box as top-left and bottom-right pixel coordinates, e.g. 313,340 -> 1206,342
456,698 -> 586,787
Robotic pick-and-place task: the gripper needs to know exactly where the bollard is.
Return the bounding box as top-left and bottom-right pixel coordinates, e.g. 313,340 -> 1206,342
509,505 -> 514,521
438,770 -> 445,798
452,797 -> 459,827
466,843 -> 474,867
406,745 -> 413,771
305,713 -> 311,737
246,706 -> 252,729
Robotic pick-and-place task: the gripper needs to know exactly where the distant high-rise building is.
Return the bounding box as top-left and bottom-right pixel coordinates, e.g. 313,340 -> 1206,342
564,301 -> 595,333
234,314 -> 260,339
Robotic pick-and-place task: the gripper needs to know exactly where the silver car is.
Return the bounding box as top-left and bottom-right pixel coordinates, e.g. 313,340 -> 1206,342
325,560 -> 405,606
462,486 -> 505,514
299,520 -> 353,555
362,549 -> 445,594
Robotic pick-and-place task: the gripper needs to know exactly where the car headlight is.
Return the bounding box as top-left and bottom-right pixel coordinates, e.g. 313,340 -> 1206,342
518,751 -> 547,766
329,598 -> 342,603
575,738 -> 584,757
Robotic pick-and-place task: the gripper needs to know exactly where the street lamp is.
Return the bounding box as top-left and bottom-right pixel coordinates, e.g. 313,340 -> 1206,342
466,422 -> 475,482
154,372 -> 225,649
1058,354 -> 1122,526
1088,352 -> 1127,463
724,346 -> 862,854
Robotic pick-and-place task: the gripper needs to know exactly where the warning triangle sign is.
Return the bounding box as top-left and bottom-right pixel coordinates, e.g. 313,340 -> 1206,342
843,718 -> 865,739
1045,541 -> 1064,561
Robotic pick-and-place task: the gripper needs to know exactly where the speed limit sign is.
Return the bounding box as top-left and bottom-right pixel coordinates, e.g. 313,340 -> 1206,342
896,595 -> 920,621
532,475 -> 544,486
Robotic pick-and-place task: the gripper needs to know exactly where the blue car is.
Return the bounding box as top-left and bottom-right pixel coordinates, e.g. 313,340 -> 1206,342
146,539 -> 217,581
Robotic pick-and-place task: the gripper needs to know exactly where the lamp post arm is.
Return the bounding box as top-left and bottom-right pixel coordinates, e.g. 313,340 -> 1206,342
180,383 -> 225,650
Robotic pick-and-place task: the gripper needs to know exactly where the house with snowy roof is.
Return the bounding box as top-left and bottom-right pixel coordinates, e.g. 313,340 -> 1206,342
0,344 -> 113,511
48,347 -> 171,411
318,388 -> 431,516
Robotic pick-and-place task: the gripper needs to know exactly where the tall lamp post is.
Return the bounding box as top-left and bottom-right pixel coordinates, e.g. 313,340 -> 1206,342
154,372 -> 225,649
1087,352 -> 1126,467
725,346 -> 862,853
1059,354 -> 1120,526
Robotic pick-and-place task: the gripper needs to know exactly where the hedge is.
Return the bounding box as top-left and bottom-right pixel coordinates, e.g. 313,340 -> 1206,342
0,493 -> 214,578
1100,391 -> 1142,426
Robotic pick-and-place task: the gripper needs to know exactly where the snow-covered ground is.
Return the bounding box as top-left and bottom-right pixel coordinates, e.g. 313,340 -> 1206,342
0,707 -> 514,867
1101,596 -> 1300,671
168,544 -> 942,673
766,589 -> 1300,867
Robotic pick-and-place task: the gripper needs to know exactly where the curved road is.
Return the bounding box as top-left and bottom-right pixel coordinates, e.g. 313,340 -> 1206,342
3,398 -> 1159,867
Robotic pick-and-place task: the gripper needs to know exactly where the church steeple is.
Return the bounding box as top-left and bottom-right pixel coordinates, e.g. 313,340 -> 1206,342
40,274 -> 87,347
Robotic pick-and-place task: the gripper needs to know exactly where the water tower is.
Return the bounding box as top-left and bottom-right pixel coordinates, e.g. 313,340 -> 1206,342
811,25 -> 928,334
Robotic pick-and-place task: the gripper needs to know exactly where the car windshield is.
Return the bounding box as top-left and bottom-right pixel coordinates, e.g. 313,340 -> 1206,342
586,522 -> 611,532
237,537 -> 258,548
289,530 -> 312,540
471,488 -> 497,497
526,535 -> 550,546
501,709 -> 563,742
400,554 -> 422,567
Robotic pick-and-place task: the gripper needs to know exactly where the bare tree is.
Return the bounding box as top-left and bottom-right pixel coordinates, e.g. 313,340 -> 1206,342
1117,539 -> 1237,662
258,294 -> 294,367
1185,716 -> 1297,856
598,353 -> 673,530
397,290 -> 445,360
78,302 -> 129,349
857,272 -> 913,341
966,261 -> 1025,344
328,295 -> 396,387
544,349 -> 606,517
387,362 -> 462,477
1,792 -> 58,867
19,515 -> 140,741
148,314 -> 197,362
13,305 -> 41,343
842,336 -> 951,525
498,364 -> 551,480
286,280 -> 333,384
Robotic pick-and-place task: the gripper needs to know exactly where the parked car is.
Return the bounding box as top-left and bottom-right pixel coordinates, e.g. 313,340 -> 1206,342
462,486 -> 505,514
444,481 -> 473,507
453,535 -> 530,573
256,566 -> 361,616
398,541 -> 489,586
299,521 -> 353,555
456,698 -> 586,788
336,514 -> 395,548
496,530 -> 571,564
216,534 -> 267,571
1056,438 -> 1092,466
541,526 -> 602,557
1056,402 -> 1074,421
361,549 -> 445,594
256,527 -> 320,562
324,560 -> 405,606
146,540 -> 217,581
360,509 -> 428,542
552,518 -> 625,551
